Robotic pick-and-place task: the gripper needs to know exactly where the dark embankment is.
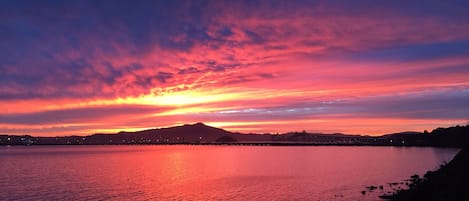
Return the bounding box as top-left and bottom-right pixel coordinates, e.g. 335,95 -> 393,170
381,147 -> 469,201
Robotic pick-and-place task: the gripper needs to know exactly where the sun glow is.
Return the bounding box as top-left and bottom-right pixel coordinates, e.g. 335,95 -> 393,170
96,90 -> 243,107
141,92 -> 226,106
90,127 -> 157,134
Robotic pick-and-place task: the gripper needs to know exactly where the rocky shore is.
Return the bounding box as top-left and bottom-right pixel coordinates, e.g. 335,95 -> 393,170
381,147 -> 469,201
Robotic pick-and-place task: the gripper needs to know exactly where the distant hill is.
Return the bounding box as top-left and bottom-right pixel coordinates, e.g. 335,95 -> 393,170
87,122 -> 234,144
378,126 -> 469,147
0,123 -> 468,147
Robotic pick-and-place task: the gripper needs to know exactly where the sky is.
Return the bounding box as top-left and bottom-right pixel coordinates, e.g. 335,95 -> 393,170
1,0 -> 469,136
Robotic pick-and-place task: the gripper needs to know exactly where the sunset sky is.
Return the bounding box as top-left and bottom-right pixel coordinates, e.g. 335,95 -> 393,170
1,0 -> 469,136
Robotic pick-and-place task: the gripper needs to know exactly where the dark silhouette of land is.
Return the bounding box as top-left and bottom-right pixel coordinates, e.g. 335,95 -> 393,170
1,123 -> 468,147
379,146 -> 469,201
354,125 -> 469,201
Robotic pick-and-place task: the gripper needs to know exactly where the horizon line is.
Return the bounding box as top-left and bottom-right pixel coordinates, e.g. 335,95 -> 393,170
3,122 -> 467,138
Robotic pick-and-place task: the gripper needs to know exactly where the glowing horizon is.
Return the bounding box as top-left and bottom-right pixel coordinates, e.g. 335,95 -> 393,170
1,1 -> 469,136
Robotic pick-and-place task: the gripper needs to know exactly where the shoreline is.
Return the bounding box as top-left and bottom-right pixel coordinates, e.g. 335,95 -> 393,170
379,147 -> 469,201
0,143 -> 464,147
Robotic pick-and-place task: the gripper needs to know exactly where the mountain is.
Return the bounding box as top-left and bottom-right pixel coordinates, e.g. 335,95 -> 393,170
77,122 -> 236,144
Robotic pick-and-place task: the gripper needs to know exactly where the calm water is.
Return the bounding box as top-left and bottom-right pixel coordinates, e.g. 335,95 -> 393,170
0,145 -> 459,201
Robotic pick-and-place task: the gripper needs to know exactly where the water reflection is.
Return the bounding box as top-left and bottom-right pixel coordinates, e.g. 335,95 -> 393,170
0,145 -> 459,201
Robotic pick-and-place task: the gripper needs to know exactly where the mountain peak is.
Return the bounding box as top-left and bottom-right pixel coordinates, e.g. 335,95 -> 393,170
183,122 -> 209,128
194,122 -> 206,126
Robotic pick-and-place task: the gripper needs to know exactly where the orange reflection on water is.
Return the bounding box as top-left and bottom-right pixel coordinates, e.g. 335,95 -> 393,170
0,145 -> 459,200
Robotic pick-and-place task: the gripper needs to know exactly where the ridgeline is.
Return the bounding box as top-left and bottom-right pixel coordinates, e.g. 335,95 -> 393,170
1,123 -> 468,147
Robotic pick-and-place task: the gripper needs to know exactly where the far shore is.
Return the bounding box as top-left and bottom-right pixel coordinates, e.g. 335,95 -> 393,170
0,141 -> 465,147
2,124 -> 468,147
